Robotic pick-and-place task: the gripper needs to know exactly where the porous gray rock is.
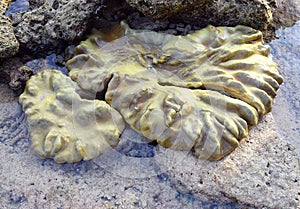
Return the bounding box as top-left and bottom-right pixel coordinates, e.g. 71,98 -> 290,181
28,0 -> 46,9
156,114 -> 300,208
14,0 -> 103,53
126,0 -> 276,30
125,0 -> 209,19
0,58 -> 33,92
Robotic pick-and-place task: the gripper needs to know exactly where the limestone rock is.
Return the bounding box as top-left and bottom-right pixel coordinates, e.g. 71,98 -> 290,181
12,2 -> 56,53
19,70 -> 125,163
0,0 -> 19,58
9,65 -> 33,91
45,0 -> 101,40
28,0 -> 46,9
0,58 -> 33,91
126,0 -> 275,30
125,0 -> 209,19
14,0 -> 103,53
156,114 -> 300,208
66,23 -> 282,160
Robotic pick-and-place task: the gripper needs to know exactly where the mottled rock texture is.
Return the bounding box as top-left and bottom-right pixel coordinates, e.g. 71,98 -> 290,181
0,0 -> 19,58
126,0 -> 209,19
1,88 -> 299,208
126,0 -> 275,30
14,0 -> 103,53
156,114 -> 300,208
0,58 -> 33,91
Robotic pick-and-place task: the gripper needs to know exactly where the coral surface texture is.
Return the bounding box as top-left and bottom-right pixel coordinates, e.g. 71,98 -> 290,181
19,70 -> 125,163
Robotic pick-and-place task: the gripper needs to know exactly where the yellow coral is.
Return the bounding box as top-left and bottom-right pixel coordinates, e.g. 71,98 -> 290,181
66,22 -> 282,160
19,70 -> 125,163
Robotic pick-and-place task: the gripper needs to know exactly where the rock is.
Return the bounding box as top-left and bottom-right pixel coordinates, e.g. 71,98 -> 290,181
125,0 -> 208,19
156,114 -> 300,208
14,0 -> 103,53
9,65 -> 33,91
28,0 -> 46,9
0,57 -> 33,92
0,0 -> 19,58
125,0 -> 276,30
45,0 -> 101,40
12,2 -> 56,53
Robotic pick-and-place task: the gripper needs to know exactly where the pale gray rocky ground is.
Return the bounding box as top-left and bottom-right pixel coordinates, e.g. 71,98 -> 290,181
0,85 -> 299,208
270,20 -> 300,156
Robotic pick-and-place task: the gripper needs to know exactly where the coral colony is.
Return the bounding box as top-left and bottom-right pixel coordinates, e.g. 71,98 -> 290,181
20,22 -> 283,163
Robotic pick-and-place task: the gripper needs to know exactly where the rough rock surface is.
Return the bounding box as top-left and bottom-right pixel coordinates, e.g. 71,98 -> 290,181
270,19 -> 300,155
28,0 -> 46,9
0,58 -> 33,92
126,0 -> 275,30
0,0 -> 19,58
156,114 -> 300,208
125,0 -> 209,19
14,0 -> 103,53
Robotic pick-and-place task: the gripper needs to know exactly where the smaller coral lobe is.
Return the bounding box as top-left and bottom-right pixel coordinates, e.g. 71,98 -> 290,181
20,22 -> 282,162
19,70 -> 125,163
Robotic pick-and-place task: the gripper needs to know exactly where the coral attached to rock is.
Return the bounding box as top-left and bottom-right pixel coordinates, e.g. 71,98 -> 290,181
65,22 -> 282,160
20,22 -> 282,162
19,70 -> 125,163
0,0 -> 19,58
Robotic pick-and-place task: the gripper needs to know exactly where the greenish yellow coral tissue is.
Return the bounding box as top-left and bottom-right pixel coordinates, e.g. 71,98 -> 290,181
19,70 -> 125,163
66,22 -> 282,160
106,74 -> 258,160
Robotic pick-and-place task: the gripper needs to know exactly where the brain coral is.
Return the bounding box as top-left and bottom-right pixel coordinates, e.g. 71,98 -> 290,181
20,22 -> 283,162
65,22 -> 283,160
19,70 -> 125,163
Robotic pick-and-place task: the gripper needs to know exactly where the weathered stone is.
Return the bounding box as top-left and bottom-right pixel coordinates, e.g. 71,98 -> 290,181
0,58 -> 33,91
156,114 -> 300,208
0,0 -> 19,58
13,2 -> 56,53
14,0 -> 103,53
125,0 -> 208,19
45,0 -> 102,40
9,65 -> 33,91
126,0 -> 275,30
28,0 -> 46,9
